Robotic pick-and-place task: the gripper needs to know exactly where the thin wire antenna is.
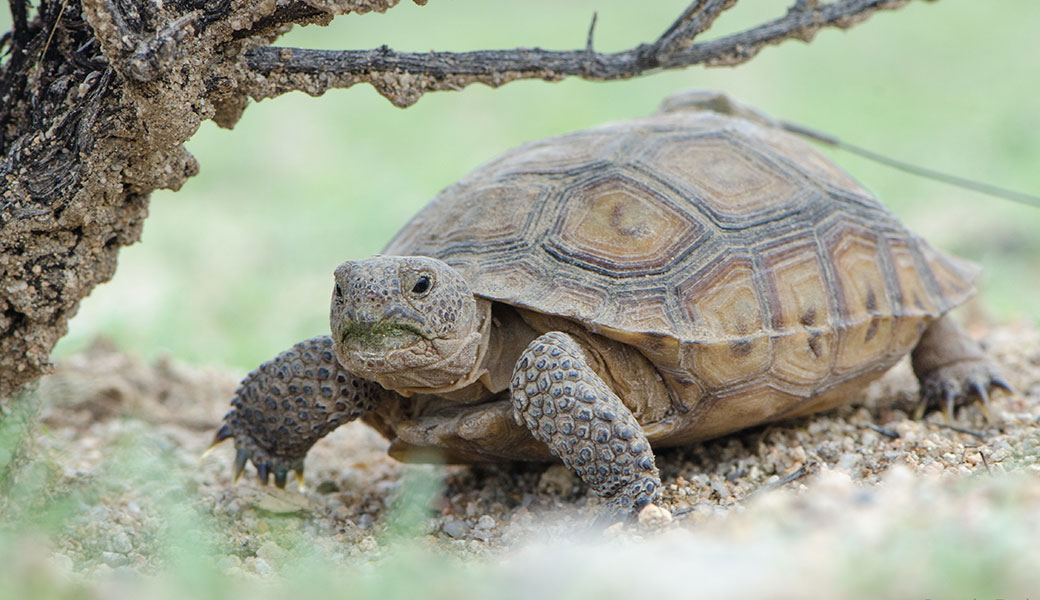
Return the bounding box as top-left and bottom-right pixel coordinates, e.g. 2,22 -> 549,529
780,120 -> 1040,209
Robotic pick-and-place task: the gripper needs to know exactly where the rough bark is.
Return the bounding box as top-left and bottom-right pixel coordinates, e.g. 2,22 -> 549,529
0,0 -> 923,406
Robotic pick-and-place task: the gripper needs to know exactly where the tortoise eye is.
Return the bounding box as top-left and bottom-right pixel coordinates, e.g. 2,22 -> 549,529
411,275 -> 432,296
334,283 -> 343,298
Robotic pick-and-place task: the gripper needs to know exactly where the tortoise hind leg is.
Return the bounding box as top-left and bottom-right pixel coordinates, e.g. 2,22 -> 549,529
510,332 -> 661,519
911,315 -> 1012,421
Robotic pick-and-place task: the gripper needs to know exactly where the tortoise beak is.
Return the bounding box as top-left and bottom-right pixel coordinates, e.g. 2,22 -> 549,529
337,317 -> 426,351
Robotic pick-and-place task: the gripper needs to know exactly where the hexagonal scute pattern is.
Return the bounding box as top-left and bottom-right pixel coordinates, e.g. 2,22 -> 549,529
384,179 -> 547,260
755,234 -> 837,387
733,117 -> 875,202
476,130 -> 628,179
639,133 -> 808,228
677,253 -> 771,389
384,108 -> 978,399
544,171 -> 709,277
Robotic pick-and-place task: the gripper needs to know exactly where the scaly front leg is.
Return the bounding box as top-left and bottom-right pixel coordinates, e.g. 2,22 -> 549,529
212,336 -> 385,489
511,332 -> 662,518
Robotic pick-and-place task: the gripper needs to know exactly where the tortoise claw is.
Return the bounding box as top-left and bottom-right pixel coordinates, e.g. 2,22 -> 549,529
213,423 -> 234,445
294,469 -> 306,493
968,379 -> 990,403
990,376 -> 1014,395
233,447 -> 250,484
968,380 -> 993,423
942,387 -> 956,424
917,361 -> 1011,423
913,398 -> 927,421
975,398 -> 993,423
217,419 -> 307,489
201,423 -> 235,459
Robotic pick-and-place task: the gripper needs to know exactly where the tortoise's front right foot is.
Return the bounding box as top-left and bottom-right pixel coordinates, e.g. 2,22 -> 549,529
211,336 -> 381,489
911,315 -> 1013,421
511,332 -> 662,521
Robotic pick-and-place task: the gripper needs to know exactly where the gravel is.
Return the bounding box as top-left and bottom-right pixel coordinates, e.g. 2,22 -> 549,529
7,323 -> 1040,597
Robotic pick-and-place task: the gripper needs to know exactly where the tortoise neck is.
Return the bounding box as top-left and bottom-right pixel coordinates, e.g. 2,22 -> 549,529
474,304 -> 542,394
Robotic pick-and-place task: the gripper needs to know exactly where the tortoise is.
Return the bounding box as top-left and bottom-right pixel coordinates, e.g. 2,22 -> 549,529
213,90 -> 1010,516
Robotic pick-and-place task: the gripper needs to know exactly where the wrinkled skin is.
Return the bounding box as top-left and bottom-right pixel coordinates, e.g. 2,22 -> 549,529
331,256 -> 484,391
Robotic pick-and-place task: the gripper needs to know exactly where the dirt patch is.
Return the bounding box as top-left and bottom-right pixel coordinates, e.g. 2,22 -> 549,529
9,323 -> 1040,595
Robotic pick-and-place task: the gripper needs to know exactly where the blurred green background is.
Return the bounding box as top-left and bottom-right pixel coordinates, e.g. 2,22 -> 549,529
31,0 -> 1040,369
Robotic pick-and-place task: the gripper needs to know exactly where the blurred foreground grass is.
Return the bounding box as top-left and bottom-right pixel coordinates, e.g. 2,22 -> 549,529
11,0 -> 1032,370
0,413 -> 459,600
1,408 -> 1039,600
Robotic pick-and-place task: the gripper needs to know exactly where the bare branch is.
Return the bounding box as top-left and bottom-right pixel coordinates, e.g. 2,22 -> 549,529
8,0 -> 28,40
241,0 -> 914,108
653,0 -> 736,57
230,1 -> 329,40
585,12 -> 597,54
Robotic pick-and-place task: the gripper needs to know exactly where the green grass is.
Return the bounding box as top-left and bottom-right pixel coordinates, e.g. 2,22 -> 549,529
11,0 -> 1031,370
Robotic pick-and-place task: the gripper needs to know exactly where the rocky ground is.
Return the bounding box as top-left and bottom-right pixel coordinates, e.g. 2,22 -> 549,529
2,321 -> 1039,599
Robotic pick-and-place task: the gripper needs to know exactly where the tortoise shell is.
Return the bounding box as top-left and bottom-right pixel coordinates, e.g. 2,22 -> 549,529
382,101 -> 977,444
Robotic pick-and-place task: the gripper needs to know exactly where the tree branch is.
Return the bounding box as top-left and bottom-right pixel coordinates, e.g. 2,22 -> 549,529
229,1 -> 328,40
242,0 -> 914,107
653,0 -> 736,58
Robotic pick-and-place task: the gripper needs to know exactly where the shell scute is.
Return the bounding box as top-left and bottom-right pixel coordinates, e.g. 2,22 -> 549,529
637,131 -> 809,229
755,234 -> 837,386
676,253 -> 772,388
819,218 -> 897,373
544,170 -> 710,278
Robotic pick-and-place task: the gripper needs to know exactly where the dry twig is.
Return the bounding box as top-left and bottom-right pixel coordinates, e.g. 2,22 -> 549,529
242,0 -> 914,107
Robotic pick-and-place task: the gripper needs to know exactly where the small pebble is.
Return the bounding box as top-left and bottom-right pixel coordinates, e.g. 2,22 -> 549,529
637,503 -> 673,527
100,552 -> 129,568
256,541 -> 288,562
838,452 -> 862,472
108,531 -> 133,554
52,554 -> 75,574
537,464 -> 578,495
990,448 -> 1011,462
217,555 -> 242,570
111,566 -> 140,579
249,557 -> 273,576
442,518 -> 469,539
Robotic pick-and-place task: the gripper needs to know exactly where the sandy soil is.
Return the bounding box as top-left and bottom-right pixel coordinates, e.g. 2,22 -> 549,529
12,321 -> 1040,596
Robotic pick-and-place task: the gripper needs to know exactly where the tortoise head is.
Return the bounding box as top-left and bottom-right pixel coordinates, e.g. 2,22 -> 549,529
330,256 -> 483,389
